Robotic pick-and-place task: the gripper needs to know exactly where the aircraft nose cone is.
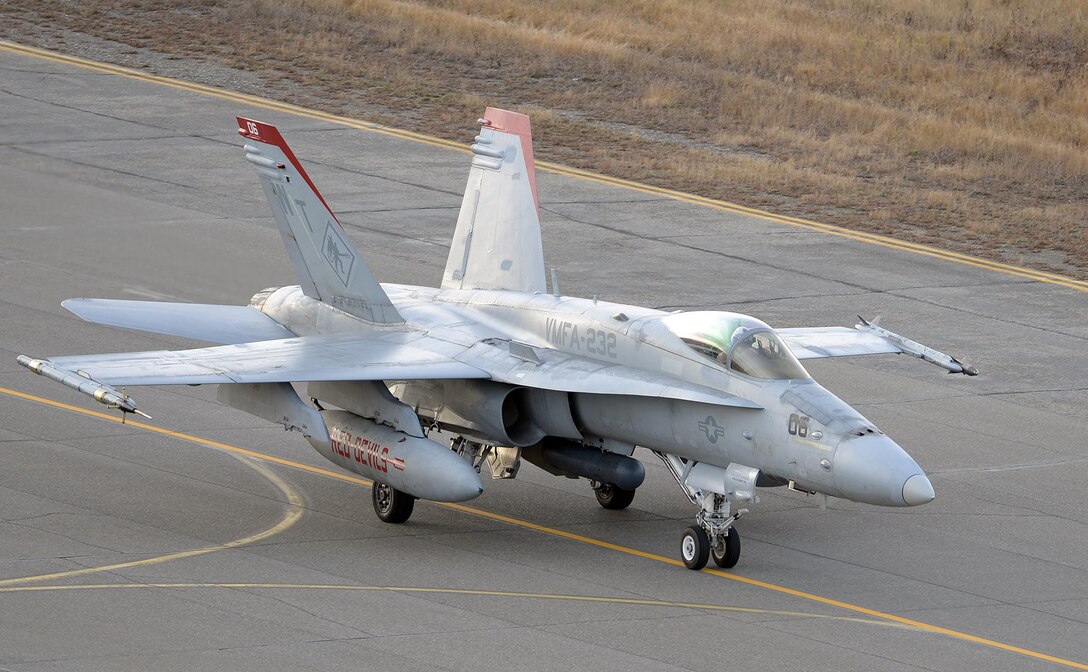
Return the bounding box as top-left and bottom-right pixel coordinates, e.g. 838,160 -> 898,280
833,433 -> 930,507
902,473 -> 935,506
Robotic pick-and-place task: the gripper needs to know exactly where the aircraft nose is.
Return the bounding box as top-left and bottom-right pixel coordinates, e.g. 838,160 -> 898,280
833,433 -> 934,507
902,473 -> 935,506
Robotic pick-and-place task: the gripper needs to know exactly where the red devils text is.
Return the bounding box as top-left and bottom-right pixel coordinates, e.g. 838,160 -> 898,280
330,426 -> 405,472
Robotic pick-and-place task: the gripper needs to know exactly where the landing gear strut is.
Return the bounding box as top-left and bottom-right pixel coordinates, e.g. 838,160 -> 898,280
657,453 -> 758,571
372,482 -> 415,524
690,492 -> 742,570
451,437 -> 521,480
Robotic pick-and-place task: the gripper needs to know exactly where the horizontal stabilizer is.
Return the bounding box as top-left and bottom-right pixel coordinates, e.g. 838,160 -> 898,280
63,299 -> 295,345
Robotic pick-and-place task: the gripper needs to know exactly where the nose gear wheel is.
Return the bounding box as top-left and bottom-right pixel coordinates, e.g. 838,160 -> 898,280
681,526 -> 710,570
711,527 -> 741,568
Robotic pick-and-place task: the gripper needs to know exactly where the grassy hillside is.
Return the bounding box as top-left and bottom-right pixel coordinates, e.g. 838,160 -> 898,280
5,0 -> 1087,276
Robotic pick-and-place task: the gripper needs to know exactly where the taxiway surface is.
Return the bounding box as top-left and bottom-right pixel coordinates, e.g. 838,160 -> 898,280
1,43 -> 1086,671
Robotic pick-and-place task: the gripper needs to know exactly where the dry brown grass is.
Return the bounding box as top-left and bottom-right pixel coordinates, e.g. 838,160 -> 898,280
4,0 -> 1087,275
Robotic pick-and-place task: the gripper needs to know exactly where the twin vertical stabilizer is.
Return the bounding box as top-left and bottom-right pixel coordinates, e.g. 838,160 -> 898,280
240,108 -> 547,308
442,108 -> 547,294
237,117 -> 403,324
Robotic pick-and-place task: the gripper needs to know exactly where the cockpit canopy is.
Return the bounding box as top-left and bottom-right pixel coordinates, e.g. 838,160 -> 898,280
661,311 -> 810,380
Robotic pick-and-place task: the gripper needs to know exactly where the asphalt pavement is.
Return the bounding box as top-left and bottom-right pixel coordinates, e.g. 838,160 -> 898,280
1,42 -> 1086,671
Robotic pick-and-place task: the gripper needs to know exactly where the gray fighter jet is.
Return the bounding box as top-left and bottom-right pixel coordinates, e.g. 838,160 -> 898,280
18,110 -> 977,570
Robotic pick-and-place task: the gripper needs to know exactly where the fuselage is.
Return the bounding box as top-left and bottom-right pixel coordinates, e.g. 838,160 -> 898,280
254,284 -> 934,508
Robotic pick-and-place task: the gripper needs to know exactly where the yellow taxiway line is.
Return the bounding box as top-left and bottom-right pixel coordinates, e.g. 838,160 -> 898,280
1,385 -> 1085,670
1,40 -> 1086,294
0,582 -> 916,629
0,406 -> 305,588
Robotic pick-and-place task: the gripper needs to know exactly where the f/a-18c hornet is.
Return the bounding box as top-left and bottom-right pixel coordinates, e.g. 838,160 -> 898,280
18,109 -> 978,570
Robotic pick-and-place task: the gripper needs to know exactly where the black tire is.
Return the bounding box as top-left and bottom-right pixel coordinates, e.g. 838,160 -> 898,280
594,483 -> 636,510
711,527 -> 741,569
681,525 -> 710,570
372,482 -> 415,524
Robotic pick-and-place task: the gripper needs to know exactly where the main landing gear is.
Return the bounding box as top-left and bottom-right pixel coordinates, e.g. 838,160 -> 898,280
659,454 -> 757,570
372,482 -> 415,524
593,481 -> 636,510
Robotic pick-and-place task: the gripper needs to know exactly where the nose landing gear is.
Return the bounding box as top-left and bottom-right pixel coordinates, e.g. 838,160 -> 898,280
658,453 -> 758,570
681,517 -> 741,570
688,493 -> 743,570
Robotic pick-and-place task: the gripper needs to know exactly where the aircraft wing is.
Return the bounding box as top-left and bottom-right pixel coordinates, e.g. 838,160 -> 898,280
777,327 -> 900,359
454,341 -> 762,408
19,332 -> 488,416
778,317 -> 978,375
62,299 -> 295,345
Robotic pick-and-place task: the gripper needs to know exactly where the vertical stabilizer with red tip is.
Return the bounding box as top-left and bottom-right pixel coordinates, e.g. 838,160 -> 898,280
237,117 -> 403,324
442,108 -> 546,293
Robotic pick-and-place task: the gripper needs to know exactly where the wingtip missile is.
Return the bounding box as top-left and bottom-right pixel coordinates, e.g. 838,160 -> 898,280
854,318 -> 980,376
950,356 -> 980,376
17,355 -> 149,417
